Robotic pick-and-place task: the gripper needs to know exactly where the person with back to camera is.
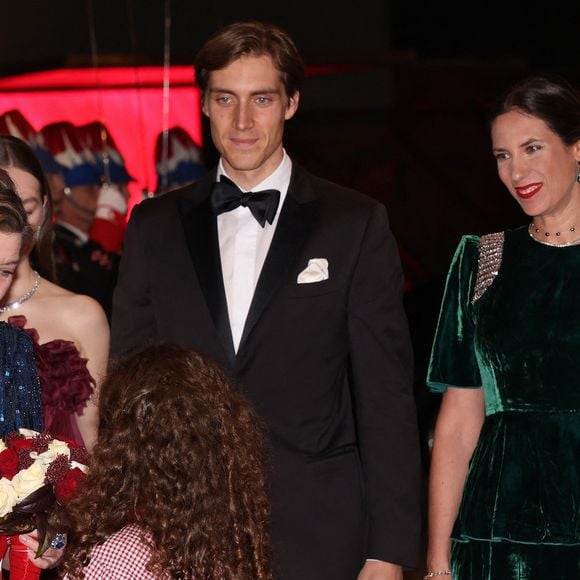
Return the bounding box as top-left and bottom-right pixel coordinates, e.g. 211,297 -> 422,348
426,74 -> 580,579
111,19 -> 421,580
0,135 -> 109,453
54,342 -> 271,580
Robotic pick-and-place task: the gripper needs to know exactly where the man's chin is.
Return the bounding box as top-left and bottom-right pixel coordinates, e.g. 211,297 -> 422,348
222,160 -> 266,177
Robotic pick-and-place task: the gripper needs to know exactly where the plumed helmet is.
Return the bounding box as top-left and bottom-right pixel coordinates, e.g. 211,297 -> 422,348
39,122 -> 101,188
155,126 -> 206,194
77,121 -> 135,185
0,110 -> 62,174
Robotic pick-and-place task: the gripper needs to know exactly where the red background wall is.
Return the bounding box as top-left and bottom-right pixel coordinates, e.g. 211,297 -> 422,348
0,66 -> 203,213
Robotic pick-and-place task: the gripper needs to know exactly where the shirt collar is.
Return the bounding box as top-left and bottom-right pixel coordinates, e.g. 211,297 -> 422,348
57,221 -> 89,244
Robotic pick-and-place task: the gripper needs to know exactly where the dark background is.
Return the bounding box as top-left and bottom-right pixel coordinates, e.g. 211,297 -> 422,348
2,2 -> 579,74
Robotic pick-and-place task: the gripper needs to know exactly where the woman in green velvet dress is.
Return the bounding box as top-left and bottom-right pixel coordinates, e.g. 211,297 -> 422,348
425,75 -> 580,579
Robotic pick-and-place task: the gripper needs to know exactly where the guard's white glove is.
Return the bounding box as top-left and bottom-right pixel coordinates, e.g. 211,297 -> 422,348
94,183 -> 128,221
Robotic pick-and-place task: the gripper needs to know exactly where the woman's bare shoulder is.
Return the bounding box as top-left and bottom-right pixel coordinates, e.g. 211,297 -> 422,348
37,280 -> 109,332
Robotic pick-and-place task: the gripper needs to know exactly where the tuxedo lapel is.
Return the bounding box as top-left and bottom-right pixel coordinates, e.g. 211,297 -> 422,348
178,179 -> 236,365
239,168 -> 320,350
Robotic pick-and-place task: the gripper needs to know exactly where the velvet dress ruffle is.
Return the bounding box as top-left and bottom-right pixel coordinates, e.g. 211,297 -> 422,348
427,226 -> 580,578
8,315 -> 94,447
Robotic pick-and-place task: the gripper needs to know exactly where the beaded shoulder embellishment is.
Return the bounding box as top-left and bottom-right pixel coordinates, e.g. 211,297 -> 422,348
471,231 -> 504,304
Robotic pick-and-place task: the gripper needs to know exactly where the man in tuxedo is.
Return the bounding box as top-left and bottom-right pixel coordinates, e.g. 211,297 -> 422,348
111,20 -> 420,580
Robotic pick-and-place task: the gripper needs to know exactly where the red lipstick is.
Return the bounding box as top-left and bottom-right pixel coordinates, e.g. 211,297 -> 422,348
515,183 -> 542,199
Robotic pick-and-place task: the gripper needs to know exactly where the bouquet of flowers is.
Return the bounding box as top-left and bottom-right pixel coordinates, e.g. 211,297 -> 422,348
0,429 -> 87,579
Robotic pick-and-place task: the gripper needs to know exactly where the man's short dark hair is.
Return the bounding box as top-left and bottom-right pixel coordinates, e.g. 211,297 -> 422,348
194,20 -> 305,101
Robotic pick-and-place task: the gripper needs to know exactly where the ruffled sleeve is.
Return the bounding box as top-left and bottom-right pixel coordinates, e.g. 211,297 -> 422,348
34,339 -> 95,414
426,235 -> 481,392
7,315 -> 94,446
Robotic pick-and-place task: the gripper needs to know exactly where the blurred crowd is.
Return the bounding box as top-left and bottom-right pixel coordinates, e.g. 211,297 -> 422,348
0,109 -> 207,319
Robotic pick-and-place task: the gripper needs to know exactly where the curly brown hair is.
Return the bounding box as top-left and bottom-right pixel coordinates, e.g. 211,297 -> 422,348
59,343 -> 272,579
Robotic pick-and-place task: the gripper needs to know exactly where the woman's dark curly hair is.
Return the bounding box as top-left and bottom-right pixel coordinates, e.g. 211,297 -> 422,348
59,343 -> 272,579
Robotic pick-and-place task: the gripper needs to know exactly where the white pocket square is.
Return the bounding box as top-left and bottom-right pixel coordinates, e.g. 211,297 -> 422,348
297,258 -> 329,284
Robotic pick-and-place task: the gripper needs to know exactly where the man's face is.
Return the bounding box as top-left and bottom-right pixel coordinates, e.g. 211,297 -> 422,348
64,184 -> 100,231
202,54 -> 299,190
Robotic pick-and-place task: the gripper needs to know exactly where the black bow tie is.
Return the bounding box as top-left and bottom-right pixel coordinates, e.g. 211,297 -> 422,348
210,175 -> 280,227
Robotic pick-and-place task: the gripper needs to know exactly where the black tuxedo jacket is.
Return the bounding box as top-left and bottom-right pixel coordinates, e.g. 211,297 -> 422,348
111,165 -> 421,579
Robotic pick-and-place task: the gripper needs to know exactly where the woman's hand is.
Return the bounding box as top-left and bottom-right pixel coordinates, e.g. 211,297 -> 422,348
18,532 -> 64,569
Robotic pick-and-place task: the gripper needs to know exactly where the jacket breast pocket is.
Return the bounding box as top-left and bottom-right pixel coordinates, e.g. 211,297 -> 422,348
284,277 -> 344,298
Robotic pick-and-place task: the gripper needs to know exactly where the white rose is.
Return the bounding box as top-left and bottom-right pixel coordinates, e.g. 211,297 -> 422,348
11,461 -> 47,501
30,450 -> 57,466
47,439 -> 71,458
0,477 -> 17,518
17,429 -> 39,438
71,461 -> 88,473
31,441 -> 71,465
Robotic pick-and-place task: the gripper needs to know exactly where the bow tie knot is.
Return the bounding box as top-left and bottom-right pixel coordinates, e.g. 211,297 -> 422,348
210,175 -> 280,227
239,191 -> 252,207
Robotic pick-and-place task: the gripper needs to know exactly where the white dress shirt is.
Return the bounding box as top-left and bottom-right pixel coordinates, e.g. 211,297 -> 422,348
216,151 -> 292,351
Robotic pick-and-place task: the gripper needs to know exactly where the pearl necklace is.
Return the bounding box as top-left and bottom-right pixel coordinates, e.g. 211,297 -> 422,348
0,271 -> 41,313
531,221 -> 576,239
528,223 -> 580,247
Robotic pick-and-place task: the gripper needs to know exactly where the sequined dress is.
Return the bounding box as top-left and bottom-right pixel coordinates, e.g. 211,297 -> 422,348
8,315 -> 94,446
0,321 -> 43,435
427,226 -> 580,578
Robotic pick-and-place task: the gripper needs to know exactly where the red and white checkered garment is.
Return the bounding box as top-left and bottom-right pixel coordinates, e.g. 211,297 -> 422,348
64,523 -> 157,579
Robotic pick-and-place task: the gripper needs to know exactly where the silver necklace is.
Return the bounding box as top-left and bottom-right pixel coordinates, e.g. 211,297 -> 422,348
528,223 -> 580,248
0,270 -> 41,313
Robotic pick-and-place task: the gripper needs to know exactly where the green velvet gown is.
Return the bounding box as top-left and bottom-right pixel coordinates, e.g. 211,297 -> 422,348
427,226 -> 580,579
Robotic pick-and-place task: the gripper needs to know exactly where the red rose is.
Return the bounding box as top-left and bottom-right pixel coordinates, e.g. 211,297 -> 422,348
54,467 -> 85,503
7,438 -> 34,453
0,449 -> 19,479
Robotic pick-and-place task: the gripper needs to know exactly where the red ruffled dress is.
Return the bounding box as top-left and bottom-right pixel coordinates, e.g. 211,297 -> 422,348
8,315 -> 94,446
